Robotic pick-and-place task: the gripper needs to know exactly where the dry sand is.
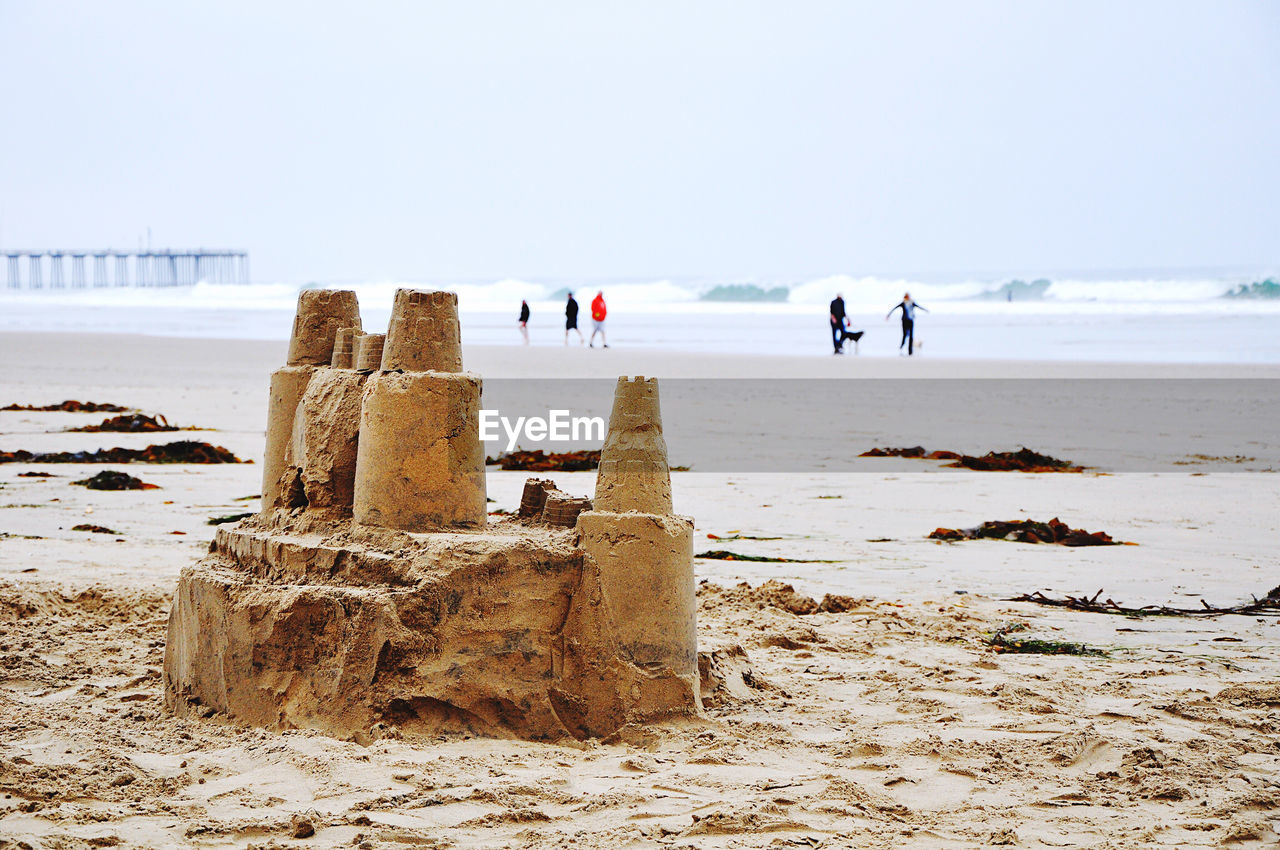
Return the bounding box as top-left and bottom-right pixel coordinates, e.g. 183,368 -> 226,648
1,332 -> 1278,848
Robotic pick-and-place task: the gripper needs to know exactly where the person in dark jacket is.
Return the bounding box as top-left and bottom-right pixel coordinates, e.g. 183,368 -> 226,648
564,292 -> 584,345
829,294 -> 847,353
886,292 -> 928,355
518,300 -> 530,345
829,295 -> 849,350
829,294 -> 864,354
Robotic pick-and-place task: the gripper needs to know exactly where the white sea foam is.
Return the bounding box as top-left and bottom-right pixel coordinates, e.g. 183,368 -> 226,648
788,275 -> 991,306
1037,277 -> 1243,302
2,271 -> 1274,312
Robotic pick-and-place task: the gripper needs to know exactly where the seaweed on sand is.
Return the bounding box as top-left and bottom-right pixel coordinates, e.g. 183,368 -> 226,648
71,524 -> 120,535
486,450 -> 600,471
860,446 -> 961,459
695,550 -> 841,564
69,414 -> 182,433
945,448 -> 1083,472
206,513 -> 254,526
73,471 -> 159,491
2,401 -> 130,412
860,446 -> 1083,472
929,518 -> 1124,546
985,625 -> 1107,657
0,441 -> 242,464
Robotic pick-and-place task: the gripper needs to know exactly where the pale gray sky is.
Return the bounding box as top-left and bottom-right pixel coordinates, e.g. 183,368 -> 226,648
1,0 -> 1276,282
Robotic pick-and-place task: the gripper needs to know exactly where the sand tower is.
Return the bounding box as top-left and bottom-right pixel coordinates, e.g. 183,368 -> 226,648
574,377 -> 699,722
330,327 -> 358,368
164,298 -> 699,741
261,290 -> 361,513
593,375 -> 673,514
279,351 -> 369,518
353,333 -> 385,370
382,288 -> 463,372
353,290 -> 486,531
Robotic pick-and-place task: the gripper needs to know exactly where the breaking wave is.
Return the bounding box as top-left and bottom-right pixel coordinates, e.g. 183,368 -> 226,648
2,273 -> 1275,314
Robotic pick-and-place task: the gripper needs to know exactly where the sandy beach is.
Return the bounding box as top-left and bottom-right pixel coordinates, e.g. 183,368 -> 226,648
2,332 -> 1278,848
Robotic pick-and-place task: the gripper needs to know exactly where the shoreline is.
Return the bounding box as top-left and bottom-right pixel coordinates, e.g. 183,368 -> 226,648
4,331 -> 1280,379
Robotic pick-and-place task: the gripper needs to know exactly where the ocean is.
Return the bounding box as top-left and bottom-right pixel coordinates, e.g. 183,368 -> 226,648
2,272 -> 1278,363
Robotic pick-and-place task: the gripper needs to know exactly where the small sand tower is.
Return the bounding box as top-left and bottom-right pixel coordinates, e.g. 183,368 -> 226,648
353,290 -> 486,531
353,333 -> 385,370
261,290 -> 361,513
278,340 -> 370,518
330,327 -> 358,369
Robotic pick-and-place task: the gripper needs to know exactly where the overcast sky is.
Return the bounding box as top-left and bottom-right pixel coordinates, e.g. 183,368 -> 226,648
1,1 -> 1276,283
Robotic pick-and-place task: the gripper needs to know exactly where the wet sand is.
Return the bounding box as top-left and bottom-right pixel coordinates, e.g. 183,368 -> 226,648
1,332 -> 1277,847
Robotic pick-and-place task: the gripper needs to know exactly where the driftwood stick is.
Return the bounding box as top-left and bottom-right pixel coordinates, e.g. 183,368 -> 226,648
1009,589 -> 1280,618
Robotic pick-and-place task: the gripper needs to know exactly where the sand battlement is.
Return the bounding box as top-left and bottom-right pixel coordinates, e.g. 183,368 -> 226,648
163,288 -> 699,740
329,326 -> 358,369
353,332 -> 385,370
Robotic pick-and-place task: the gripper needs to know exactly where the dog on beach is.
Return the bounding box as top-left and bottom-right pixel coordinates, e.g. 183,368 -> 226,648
839,328 -> 864,354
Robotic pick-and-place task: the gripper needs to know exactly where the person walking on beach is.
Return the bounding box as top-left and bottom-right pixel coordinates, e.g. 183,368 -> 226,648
518,300 -> 530,345
828,292 -> 865,354
886,292 -> 927,355
829,294 -> 849,353
829,293 -> 848,354
589,290 -> 609,348
564,292 -> 584,345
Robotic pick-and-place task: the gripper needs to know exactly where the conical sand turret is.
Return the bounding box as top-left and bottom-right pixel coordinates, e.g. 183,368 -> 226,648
593,376 -> 673,514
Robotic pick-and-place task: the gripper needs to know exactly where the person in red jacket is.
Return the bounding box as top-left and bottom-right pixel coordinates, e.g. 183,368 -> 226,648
589,291 -> 609,348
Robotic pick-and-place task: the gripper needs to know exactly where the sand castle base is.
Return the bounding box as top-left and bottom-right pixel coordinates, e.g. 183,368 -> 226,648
165,513 -> 698,741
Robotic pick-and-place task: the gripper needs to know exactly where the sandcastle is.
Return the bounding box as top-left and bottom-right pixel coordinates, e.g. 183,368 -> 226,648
163,289 -> 699,740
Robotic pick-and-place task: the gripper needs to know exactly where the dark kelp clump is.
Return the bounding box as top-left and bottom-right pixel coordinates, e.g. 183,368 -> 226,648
696,549 -> 841,564
860,446 -> 961,459
929,517 -> 1124,546
945,448 -> 1082,472
0,441 -> 242,464
70,414 -> 180,433
487,450 -> 601,471
2,401 -> 130,412
860,446 -> 1081,471
73,470 -> 160,491
71,524 -> 119,535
